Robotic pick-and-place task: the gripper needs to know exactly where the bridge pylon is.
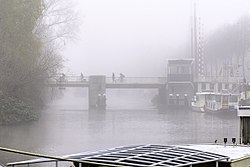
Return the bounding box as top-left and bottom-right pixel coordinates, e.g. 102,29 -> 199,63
88,75 -> 106,110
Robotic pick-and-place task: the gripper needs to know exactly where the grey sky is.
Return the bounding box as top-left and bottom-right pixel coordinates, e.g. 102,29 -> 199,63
62,0 -> 250,77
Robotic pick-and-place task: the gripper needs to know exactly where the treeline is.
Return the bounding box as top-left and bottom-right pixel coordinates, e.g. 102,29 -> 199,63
0,0 -> 76,124
204,16 -> 250,63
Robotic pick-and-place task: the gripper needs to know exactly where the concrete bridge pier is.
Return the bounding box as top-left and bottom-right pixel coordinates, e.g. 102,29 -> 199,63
158,87 -> 167,105
88,75 -> 106,109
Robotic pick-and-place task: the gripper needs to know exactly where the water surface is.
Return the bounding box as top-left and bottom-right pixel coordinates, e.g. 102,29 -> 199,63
0,88 -> 239,164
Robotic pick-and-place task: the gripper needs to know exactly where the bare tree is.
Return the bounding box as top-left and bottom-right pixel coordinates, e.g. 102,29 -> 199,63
0,0 -> 78,124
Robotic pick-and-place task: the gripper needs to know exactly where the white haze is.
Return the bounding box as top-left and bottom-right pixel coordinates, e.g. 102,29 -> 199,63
62,0 -> 250,77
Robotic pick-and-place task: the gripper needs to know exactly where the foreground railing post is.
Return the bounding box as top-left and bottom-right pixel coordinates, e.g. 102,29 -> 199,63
55,161 -> 58,167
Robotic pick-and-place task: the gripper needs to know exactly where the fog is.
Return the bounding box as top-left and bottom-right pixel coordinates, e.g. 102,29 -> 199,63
63,0 -> 250,77
2,0 -> 250,164
50,88 -> 157,110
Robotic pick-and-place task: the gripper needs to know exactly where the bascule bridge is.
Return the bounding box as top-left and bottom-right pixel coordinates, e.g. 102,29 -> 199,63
48,75 -> 167,109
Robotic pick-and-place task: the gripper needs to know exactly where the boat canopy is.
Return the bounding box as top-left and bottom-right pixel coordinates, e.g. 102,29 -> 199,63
7,144 -> 229,167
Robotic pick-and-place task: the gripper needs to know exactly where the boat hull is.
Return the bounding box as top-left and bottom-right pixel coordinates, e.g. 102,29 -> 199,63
191,103 -> 205,112
237,106 -> 250,116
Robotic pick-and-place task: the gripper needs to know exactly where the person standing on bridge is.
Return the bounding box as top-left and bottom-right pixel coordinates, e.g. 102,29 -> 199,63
112,73 -> 115,83
119,73 -> 125,82
80,72 -> 86,82
59,73 -> 66,83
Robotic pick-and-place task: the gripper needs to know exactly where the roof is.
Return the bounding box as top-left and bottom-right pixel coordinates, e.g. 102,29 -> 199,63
196,92 -> 216,95
8,144 -> 229,167
196,91 -> 239,96
181,144 -> 250,161
168,59 -> 193,65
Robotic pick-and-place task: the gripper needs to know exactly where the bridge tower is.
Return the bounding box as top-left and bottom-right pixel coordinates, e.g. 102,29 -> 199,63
88,75 -> 106,109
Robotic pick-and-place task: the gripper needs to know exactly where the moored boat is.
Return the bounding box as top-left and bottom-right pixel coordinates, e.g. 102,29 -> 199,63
205,92 -> 239,113
237,87 -> 250,116
191,91 -> 214,112
192,91 -> 239,113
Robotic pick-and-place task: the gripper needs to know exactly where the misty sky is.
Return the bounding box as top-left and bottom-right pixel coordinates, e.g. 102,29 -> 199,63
62,0 -> 250,77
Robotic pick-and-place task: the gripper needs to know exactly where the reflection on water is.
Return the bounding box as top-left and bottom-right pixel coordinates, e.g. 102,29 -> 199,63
0,88 -> 239,164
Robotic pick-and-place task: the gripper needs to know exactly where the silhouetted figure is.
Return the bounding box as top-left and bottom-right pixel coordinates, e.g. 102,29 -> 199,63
214,140 -> 217,144
119,73 -> 125,82
80,72 -> 86,82
112,73 -> 115,83
58,73 -> 66,89
59,73 -> 66,83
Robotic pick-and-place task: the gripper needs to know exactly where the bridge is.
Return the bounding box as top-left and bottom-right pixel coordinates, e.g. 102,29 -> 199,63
48,75 -> 167,109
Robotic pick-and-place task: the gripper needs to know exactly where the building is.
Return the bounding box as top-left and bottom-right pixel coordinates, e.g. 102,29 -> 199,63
167,59 -> 194,106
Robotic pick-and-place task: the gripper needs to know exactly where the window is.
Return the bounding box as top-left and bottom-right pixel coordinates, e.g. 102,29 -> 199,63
202,83 -> 206,90
169,66 -> 178,74
224,84 -> 228,89
210,83 -> 214,91
215,95 -> 221,102
218,83 -> 222,92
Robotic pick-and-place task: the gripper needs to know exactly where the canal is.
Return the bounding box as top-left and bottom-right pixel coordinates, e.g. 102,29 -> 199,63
0,88 -> 239,164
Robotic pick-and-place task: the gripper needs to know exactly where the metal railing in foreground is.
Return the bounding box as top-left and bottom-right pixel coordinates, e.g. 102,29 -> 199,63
0,146 -> 121,167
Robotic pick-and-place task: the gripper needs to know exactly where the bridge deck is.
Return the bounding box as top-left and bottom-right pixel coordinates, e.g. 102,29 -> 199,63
48,82 -> 165,89
48,76 -> 167,89
106,83 -> 165,89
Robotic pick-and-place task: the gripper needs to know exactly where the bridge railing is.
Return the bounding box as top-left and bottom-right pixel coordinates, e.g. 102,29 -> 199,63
48,75 -> 167,85
106,77 -> 167,84
48,75 -> 89,84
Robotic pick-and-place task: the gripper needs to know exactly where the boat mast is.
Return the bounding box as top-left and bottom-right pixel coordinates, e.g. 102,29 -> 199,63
192,2 -> 198,81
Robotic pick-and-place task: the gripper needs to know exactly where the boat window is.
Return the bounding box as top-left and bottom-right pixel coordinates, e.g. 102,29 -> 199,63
229,96 -> 238,102
210,83 -> 214,91
218,83 -> 222,92
215,95 -> 221,102
224,84 -> 228,89
180,66 -> 190,74
205,94 -> 214,100
169,66 -> 178,74
232,84 -> 236,90
202,83 -> 206,90
246,91 -> 250,99
222,96 -> 228,103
